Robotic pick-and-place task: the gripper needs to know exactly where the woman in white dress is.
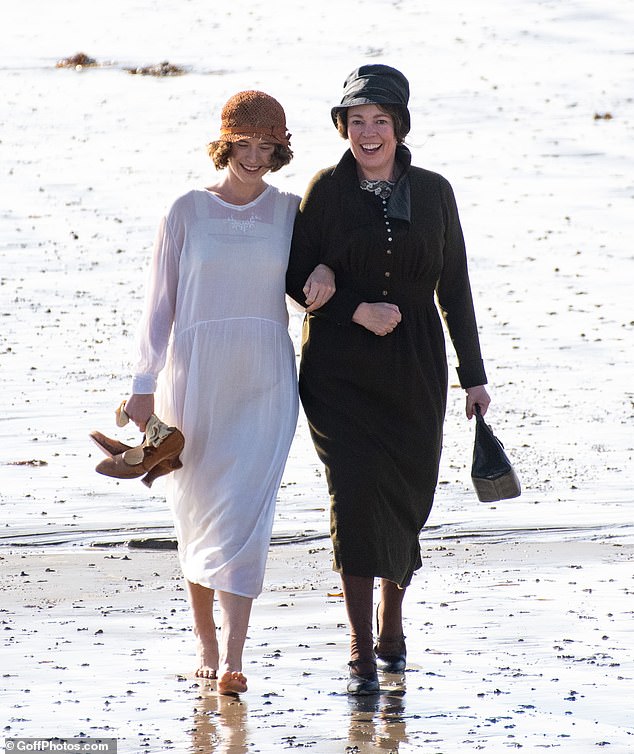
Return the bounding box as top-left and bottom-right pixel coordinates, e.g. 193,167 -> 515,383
122,91 -> 334,695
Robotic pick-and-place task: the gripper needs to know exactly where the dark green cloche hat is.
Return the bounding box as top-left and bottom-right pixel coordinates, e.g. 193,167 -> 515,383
331,64 -> 411,133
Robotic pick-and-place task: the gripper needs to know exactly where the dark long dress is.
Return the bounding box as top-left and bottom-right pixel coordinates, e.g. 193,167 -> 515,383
286,146 -> 487,587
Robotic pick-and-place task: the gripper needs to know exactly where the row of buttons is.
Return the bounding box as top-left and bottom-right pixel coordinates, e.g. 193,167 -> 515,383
382,197 -> 393,296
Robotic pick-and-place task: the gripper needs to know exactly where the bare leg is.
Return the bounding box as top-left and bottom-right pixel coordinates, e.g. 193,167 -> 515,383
186,580 -> 219,679
216,591 -> 252,695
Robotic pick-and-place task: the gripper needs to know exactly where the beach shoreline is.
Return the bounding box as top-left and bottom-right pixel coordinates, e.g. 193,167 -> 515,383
2,529 -> 633,752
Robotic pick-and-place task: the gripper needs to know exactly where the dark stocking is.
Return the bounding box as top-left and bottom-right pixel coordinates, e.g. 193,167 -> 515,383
377,579 -> 406,654
341,573 -> 375,675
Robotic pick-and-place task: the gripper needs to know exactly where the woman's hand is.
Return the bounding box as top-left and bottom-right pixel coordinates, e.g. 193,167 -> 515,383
465,385 -> 490,419
124,393 -> 155,432
303,264 -> 336,312
352,302 -> 402,336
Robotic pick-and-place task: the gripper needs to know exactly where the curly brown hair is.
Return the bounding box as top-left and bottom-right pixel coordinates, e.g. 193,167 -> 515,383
207,140 -> 293,173
334,103 -> 408,143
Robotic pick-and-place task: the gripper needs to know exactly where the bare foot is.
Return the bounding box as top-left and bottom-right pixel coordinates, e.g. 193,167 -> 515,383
194,636 -> 219,680
195,666 -> 217,680
218,670 -> 248,695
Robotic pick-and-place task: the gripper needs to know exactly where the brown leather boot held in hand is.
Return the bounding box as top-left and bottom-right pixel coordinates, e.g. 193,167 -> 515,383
94,415 -> 184,482
89,430 -> 182,487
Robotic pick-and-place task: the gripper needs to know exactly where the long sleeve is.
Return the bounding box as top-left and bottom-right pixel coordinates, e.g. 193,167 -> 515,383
435,177 -> 487,388
131,213 -> 181,393
286,169 -> 364,325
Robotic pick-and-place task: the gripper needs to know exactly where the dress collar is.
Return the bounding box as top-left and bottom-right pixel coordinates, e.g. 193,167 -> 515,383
332,145 -> 412,223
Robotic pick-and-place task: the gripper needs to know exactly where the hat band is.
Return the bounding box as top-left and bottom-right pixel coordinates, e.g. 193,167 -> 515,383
341,84 -> 406,105
220,125 -> 290,144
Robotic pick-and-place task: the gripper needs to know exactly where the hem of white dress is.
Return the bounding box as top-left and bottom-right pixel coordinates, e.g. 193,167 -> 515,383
180,569 -> 264,600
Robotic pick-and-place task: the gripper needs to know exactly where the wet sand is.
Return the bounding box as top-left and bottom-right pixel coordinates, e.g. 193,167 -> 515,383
2,528 -> 633,752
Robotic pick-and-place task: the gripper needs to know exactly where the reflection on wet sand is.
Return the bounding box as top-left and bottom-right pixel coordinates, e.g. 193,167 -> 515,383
348,688 -> 409,752
190,686 -> 249,754
188,680 -> 410,753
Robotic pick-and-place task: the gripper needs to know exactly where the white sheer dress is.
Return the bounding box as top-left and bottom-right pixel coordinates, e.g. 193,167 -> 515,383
132,185 -> 300,598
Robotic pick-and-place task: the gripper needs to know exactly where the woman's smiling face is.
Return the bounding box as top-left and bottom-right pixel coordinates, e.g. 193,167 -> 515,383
227,137 -> 275,184
346,104 -> 398,181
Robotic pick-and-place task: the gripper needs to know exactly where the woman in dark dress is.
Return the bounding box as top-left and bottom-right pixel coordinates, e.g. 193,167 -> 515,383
286,64 -> 491,695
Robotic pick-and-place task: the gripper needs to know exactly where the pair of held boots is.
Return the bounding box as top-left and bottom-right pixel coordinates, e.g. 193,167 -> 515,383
91,403 -> 184,488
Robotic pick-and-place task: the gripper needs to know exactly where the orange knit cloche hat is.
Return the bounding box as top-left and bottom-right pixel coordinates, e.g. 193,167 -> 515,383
218,90 -> 291,146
